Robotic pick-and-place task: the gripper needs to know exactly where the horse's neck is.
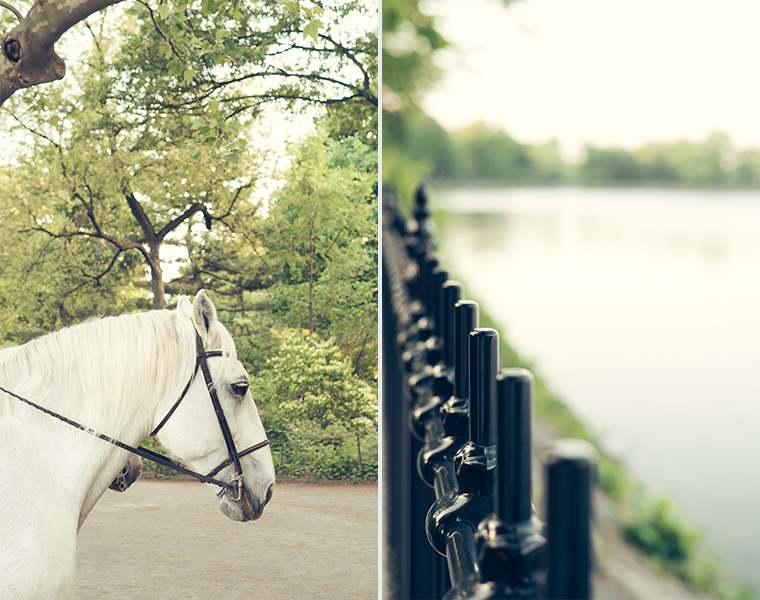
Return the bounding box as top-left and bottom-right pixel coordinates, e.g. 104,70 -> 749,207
0,315 -> 192,528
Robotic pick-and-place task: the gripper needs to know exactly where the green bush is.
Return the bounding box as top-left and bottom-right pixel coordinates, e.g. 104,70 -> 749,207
253,329 -> 378,482
597,456 -> 630,502
623,497 -> 700,567
271,421 -> 378,482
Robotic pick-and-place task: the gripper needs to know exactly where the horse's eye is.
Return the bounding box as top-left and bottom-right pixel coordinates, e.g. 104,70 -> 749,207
231,383 -> 249,397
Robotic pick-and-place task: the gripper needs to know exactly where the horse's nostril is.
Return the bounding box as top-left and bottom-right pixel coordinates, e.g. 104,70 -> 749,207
265,484 -> 274,506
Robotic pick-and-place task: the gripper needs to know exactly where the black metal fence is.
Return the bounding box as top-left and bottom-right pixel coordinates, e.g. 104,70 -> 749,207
382,185 -> 596,600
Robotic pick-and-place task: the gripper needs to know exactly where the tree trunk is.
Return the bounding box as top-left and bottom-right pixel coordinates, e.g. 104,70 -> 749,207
149,243 -> 166,310
308,218 -> 315,335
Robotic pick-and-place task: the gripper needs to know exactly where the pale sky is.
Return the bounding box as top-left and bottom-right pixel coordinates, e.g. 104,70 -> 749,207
420,0 -> 760,159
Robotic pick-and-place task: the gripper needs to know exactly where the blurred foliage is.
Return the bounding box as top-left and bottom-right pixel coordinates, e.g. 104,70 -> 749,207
404,114 -> 760,188
381,0 -> 448,203
623,497 -> 700,566
620,496 -> 753,598
139,436 -> 181,477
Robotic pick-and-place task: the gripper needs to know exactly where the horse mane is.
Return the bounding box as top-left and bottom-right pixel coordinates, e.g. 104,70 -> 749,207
0,309 -> 227,437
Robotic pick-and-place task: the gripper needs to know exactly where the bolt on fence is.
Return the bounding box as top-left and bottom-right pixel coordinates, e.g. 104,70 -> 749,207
382,185 -> 596,600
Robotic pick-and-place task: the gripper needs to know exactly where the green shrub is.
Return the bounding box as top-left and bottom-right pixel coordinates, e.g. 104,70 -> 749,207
271,421 -> 378,482
253,329 -> 378,482
623,497 -> 700,567
597,456 -> 630,502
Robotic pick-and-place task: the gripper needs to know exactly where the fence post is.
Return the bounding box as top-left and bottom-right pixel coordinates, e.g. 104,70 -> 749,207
545,440 -> 596,600
441,300 -> 478,438
468,369 -> 547,599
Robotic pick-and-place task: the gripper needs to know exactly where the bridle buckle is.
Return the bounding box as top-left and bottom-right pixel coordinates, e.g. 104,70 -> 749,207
219,473 -> 245,502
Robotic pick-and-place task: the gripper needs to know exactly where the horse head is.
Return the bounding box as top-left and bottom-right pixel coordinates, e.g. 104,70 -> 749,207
154,290 -> 275,521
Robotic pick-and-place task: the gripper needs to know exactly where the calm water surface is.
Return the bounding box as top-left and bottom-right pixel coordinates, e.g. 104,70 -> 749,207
435,186 -> 760,589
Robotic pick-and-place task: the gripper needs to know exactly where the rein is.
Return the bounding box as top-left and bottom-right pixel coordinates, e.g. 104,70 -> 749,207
0,331 -> 269,497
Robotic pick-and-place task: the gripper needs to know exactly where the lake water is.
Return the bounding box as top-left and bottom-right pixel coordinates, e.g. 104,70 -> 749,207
434,186 -> 760,590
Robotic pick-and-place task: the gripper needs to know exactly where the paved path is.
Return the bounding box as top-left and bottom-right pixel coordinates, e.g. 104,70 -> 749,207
75,479 -> 378,599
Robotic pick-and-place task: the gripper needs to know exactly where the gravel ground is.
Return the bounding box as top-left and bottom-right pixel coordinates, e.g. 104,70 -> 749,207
75,479 -> 378,600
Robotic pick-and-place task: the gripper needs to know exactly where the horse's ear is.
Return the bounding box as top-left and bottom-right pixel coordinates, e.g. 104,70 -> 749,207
176,296 -> 192,315
193,289 -> 218,338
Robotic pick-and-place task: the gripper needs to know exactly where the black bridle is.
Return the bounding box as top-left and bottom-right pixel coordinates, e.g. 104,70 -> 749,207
0,330 -> 269,500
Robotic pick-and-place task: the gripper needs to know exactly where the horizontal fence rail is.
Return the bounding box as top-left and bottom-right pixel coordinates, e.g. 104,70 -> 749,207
382,185 -> 596,600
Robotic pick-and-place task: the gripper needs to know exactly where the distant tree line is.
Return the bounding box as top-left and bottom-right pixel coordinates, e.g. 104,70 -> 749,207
403,113 -> 760,188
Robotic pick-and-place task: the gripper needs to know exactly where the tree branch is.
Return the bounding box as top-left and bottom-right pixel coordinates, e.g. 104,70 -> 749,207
0,0 -> 22,21
80,247 -> 124,285
155,202 -> 208,242
122,187 -> 157,246
1,0 -> 126,105
319,225 -> 347,268
24,223 -> 150,263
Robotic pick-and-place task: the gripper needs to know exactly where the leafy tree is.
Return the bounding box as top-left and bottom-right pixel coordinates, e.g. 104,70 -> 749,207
264,329 -> 376,428
404,111 -> 458,178
109,0 -> 377,157
170,129 -> 378,382
632,142 -> 681,184
1,51 -> 257,311
528,139 -> 565,182
734,149 -> 760,186
263,130 -> 377,374
452,122 -> 533,181
381,0 -> 446,114
254,328 -> 377,479
0,187 -> 146,343
579,146 -> 643,183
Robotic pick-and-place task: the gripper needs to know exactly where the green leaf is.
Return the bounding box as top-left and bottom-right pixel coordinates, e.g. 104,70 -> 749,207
201,0 -> 215,16
280,0 -> 300,15
167,60 -> 183,77
183,68 -> 196,83
224,119 -> 241,136
303,18 -> 323,42
125,4 -> 146,17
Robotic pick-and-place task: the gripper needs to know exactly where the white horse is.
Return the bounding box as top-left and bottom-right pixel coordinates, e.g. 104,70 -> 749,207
0,290 -> 275,599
